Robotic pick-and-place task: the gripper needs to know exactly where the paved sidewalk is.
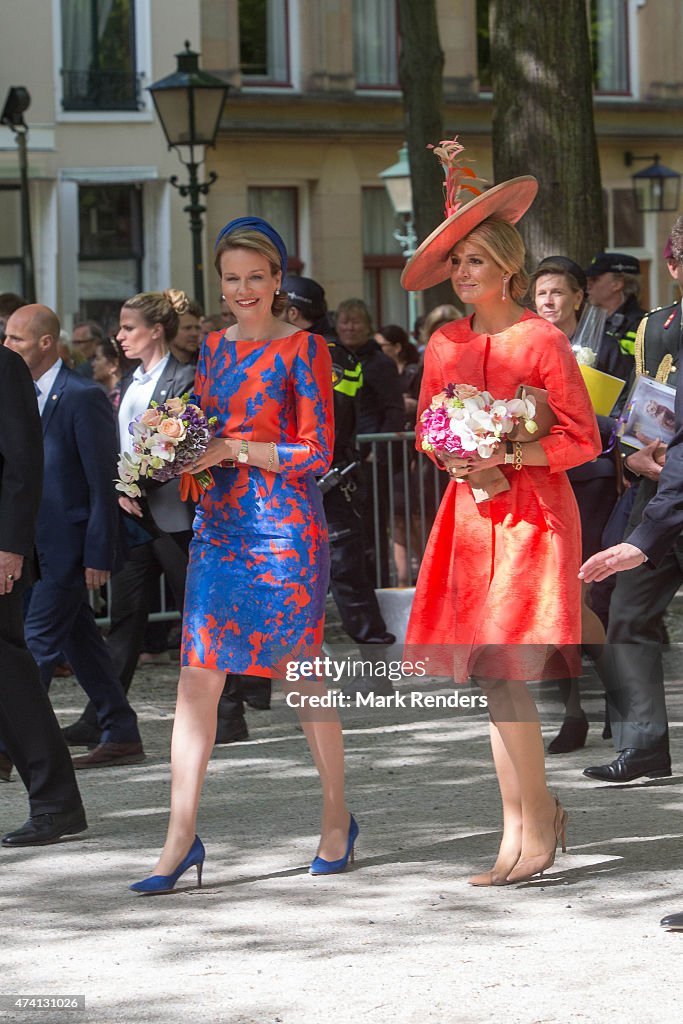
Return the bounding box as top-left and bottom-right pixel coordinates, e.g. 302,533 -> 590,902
1,642 -> 682,1023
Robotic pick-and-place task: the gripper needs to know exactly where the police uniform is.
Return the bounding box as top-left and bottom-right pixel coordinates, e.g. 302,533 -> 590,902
601,299 -> 682,756
324,337 -> 394,645
595,293 -> 646,383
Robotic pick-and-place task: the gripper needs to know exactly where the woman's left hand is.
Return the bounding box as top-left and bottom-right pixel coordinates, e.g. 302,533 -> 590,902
190,436 -> 236,473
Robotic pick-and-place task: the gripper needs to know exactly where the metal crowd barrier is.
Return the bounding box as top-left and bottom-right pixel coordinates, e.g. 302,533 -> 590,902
357,431 -> 446,589
94,433 -> 444,626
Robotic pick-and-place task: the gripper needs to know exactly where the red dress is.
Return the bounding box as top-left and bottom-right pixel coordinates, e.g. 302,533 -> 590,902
405,310 -> 601,682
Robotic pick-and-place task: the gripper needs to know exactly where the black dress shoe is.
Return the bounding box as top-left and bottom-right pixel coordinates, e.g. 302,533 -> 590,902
547,712 -> 589,754
661,911 -> 683,930
583,747 -> 672,783
2,806 -> 88,847
61,719 -> 102,748
215,715 -> 249,744
72,741 -> 145,769
244,680 -> 272,711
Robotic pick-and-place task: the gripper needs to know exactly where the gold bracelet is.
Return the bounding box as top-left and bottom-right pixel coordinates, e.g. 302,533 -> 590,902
513,441 -> 523,471
267,442 -> 276,473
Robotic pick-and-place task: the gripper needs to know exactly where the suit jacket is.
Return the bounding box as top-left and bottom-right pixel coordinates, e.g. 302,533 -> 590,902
118,354 -> 197,534
0,346 -> 43,576
627,301 -> 683,565
37,363 -> 120,584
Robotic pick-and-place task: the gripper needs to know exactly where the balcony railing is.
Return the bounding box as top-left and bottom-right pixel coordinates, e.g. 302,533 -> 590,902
61,69 -> 144,112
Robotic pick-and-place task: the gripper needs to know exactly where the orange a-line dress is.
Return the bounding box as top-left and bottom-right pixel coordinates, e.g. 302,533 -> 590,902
405,309 -> 602,682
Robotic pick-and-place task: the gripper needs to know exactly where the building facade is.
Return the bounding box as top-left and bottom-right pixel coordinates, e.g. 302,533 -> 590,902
0,0 -> 202,331
1,0 -> 682,330
203,0 -> 683,325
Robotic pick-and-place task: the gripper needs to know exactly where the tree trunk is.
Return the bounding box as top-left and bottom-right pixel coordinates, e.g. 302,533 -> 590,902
397,0 -> 455,317
490,1 -> 605,270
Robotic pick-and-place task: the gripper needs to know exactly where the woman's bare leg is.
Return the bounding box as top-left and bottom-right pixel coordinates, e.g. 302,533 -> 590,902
469,720 -> 523,881
153,665 -> 225,875
287,677 -> 350,861
553,584 -> 605,727
484,681 -> 557,865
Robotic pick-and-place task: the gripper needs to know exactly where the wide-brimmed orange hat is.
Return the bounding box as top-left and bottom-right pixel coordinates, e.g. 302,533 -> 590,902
401,138 -> 538,292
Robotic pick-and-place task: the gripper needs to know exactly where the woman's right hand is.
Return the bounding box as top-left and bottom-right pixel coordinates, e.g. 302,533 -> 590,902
119,495 -> 143,517
438,450 -> 474,480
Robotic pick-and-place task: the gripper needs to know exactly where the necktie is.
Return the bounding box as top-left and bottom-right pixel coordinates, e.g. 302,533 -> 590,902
34,383 -> 41,397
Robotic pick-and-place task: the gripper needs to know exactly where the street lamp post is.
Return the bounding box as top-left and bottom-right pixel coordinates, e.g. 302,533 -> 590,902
1,86 -> 36,302
379,144 -> 419,332
148,43 -> 230,310
624,152 -> 681,214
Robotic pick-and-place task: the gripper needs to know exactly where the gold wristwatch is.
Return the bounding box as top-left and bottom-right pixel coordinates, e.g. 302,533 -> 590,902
237,439 -> 249,465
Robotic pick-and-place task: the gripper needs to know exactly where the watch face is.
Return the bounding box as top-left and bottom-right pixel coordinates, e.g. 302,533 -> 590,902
237,452 -> 248,463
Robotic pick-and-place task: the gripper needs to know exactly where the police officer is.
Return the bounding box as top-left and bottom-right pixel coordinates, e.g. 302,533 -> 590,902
283,278 -> 395,677
582,226 -> 683,783
585,252 -> 646,384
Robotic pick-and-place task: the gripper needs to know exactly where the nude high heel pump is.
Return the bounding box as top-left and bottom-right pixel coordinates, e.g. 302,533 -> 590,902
506,798 -> 567,884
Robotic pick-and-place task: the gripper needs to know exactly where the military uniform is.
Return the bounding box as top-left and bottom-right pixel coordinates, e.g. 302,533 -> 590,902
323,338 -> 394,645
602,299 -> 682,755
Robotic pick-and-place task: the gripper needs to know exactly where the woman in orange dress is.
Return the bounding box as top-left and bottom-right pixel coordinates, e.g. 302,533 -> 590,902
403,141 -> 600,885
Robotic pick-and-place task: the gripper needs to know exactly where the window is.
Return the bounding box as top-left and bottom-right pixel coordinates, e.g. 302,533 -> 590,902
0,186 -> 26,295
590,0 -> 630,94
60,0 -> 142,111
247,187 -> 302,272
353,0 -> 399,88
239,0 -> 290,85
603,187 -> 644,248
362,189 -> 408,328
77,184 -> 143,322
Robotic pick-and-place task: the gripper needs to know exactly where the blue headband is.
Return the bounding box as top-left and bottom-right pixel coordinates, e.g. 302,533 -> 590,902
214,216 -> 288,276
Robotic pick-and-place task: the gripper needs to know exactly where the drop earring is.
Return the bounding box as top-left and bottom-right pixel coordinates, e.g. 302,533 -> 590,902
501,275 -> 508,301
275,288 -> 280,295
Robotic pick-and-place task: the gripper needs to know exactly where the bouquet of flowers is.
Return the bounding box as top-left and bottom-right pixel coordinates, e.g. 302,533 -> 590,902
420,383 -> 538,502
116,394 -> 218,503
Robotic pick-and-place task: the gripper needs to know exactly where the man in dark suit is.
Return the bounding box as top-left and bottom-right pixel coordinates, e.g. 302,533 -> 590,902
580,220 -> 683,932
4,304 -> 144,769
0,342 -> 86,845
580,233 -> 683,786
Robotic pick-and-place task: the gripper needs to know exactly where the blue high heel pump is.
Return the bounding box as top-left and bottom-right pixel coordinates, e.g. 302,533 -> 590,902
129,835 -> 205,894
309,815 -> 359,876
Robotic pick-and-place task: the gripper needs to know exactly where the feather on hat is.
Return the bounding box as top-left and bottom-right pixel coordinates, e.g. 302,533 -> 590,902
401,137 -> 538,292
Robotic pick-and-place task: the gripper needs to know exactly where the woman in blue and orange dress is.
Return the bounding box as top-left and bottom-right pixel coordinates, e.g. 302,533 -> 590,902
402,142 -> 601,886
130,217 -> 357,893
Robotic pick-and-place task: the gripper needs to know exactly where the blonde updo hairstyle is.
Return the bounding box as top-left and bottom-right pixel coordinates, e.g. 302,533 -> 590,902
457,219 -> 529,303
214,228 -> 288,317
122,289 -> 190,342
